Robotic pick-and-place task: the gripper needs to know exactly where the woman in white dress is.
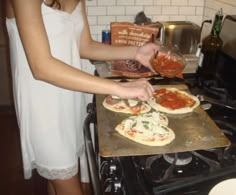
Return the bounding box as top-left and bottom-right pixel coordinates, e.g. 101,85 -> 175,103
5,0 -> 159,194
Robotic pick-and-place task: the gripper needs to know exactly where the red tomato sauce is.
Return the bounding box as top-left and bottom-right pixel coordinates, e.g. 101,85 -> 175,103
152,54 -> 183,78
155,89 -> 188,110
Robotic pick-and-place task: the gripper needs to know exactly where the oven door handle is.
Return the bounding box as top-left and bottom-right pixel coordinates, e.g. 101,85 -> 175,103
84,103 -> 102,195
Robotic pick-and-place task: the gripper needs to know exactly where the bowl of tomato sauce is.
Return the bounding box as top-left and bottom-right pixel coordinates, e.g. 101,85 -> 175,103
150,45 -> 186,78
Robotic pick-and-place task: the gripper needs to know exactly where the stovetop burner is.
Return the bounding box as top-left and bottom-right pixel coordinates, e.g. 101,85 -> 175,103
133,151 -> 211,185
163,152 -> 193,166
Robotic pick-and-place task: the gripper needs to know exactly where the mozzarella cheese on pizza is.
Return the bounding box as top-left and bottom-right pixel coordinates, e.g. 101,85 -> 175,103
147,88 -> 200,114
115,112 -> 175,146
103,95 -> 151,114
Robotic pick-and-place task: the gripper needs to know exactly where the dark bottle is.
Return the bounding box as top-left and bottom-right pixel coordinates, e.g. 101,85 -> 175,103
197,9 -> 223,80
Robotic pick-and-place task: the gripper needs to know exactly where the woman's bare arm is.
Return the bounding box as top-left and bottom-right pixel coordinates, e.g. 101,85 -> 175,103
8,0 -> 154,100
79,1 -> 138,61
79,0 -> 158,68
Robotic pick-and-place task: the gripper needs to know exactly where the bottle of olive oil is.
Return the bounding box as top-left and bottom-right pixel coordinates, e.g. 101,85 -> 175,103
198,9 -> 224,80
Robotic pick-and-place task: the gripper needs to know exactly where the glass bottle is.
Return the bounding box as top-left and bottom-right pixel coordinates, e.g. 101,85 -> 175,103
197,9 -> 223,80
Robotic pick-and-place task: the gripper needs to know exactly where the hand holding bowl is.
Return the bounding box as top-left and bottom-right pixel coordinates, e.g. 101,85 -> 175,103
150,46 -> 186,78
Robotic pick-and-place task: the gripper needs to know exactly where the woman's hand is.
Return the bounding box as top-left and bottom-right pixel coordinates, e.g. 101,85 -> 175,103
134,43 -> 160,71
117,79 -> 154,101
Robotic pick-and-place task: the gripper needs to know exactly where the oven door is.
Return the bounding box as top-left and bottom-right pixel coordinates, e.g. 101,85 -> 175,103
83,103 -> 102,195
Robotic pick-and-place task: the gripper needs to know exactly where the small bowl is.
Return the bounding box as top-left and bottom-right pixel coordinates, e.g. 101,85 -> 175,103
150,45 -> 186,78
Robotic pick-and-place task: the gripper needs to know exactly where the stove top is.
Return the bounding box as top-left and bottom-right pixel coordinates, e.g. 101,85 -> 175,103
98,77 -> 236,195
88,16 -> 236,195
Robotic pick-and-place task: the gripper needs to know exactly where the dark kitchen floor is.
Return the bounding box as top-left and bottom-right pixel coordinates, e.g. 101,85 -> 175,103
0,106 -> 92,195
0,106 -> 48,195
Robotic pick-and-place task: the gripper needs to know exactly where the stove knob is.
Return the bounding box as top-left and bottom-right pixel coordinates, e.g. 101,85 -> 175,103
100,159 -> 120,177
104,177 -> 123,194
113,177 -> 122,192
109,164 -> 118,175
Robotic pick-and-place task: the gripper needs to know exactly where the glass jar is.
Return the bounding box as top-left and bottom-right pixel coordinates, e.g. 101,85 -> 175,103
150,45 -> 186,78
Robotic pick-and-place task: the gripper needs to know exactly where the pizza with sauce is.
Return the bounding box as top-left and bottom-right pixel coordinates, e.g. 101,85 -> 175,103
147,88 -> 200,114
103,95 -> 151,114
115,112 -> 175,146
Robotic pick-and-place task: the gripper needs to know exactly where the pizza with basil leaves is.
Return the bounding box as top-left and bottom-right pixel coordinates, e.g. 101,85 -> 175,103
115,112 -> 175,146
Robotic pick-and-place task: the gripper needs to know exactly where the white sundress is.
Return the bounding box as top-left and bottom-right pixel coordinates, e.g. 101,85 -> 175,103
6,2 -> 90,181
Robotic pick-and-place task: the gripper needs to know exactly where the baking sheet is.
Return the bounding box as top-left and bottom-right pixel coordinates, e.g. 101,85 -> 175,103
96,84 -> 231,157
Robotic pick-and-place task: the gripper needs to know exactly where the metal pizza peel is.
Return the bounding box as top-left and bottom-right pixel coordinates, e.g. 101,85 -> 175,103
95,84 -> 230,157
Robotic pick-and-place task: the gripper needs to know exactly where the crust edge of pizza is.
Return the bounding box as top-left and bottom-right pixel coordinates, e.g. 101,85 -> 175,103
102,97 -> 152,114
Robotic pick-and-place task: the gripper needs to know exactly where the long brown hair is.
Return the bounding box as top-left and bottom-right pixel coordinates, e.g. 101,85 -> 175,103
45,0 -> 61,9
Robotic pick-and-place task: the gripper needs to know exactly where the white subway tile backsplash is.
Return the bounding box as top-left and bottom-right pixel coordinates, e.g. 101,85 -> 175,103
87,16 -> 97,25
152,15 -> 170,21
144,6 -> 162,15
97,0 -> 116,6
85,0 -> 236,43
162,6 -> 179,15
179,7 -> 196,15
87,6 -> 106,15
211,1 -> 225,11
136,0 -> 153,6
196,7 -> 204,15
203,7 -> 215,19
117,0 -> 135,6
107,6 -> 125,15
218,0 -> 236,7
98,16 -> 116,25
205,0 -> 214,8
171,0 -> 188,6
225,6 -> 236,14
86,0 -> 97,6
219,2 -> 236,14
169,15 -> 187,21
116,16 -> 135,22
125,6 -> 144,15
153,0 -> 171,6
187,16 -> 203,26
188,0 -> 205,6
89,25 -> 107,34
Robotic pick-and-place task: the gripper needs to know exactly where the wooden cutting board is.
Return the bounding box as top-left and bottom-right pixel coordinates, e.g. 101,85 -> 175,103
96,84 -> 230,157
